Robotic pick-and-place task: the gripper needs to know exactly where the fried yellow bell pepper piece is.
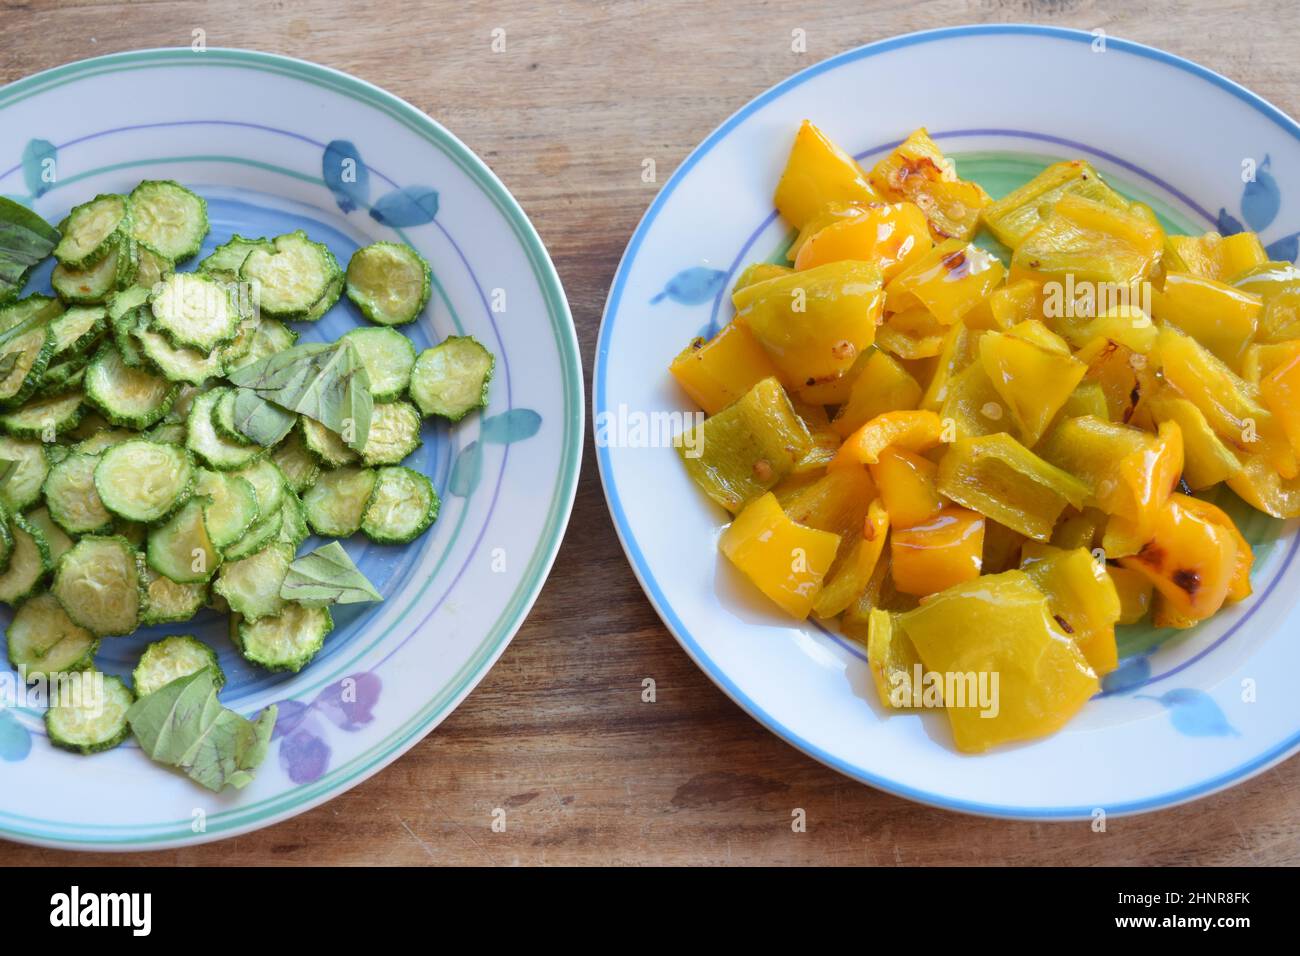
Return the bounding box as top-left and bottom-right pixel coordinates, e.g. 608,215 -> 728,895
1051,304 -> 1159,354
1151,271 -> 1261,369
890,506 -> 985,596
794,201 -> 933,280
831,409 -> 944,469
831,349 -> 921,437
978,326 -> 1087,446
719,492 -> 841,619
780,466 -> 875,538
1058,379 -> 1110,422
1074,336 -> 1149,424
1011,193 -> 1163,288
870,445 -> 943,528
867,128 -> 991,242
733,262 -> 793,294
1164,232 -> 1225,279
980,279 -> 1046,331
1227,451 -> 1300,518
1107,565 -> 1154,624
898,570 -> 1099,752
797,348 -> 869,405
885,239 -> 1005,325
733,260 -> 883,390
813,499 -> 890,618
774,121 -> 879,230
1258,286 -> 1300,342
1117,493 -> 1239,627
678,377 -> 812,513
1140,387 -> 1241,490
983,519 -> 1030,574
1051,507 -> 1106,551
1232,260 -> 1300,299
1256,341 -> 1300,461
790,401 -> 841,475
669,320 -> 782,415
919,322 -> 977,411
1020,543 -> 1121,676
1220,232 -> 1268,281
937,433 -> 1090,541
785,201 -> 871,263
875,308 -> 948,359
938,358 -> 1008,440
1174,495 -> 1252,602
866,608 -> 924,710
980,160 -> 1129,249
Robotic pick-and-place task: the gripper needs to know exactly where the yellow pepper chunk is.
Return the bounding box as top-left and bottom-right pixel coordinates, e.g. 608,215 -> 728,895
774,121 -> 879,229
869,445 -> 943,528
867,128 -> 991,242
979,326 -> 1087,445
890,506 -> 985,596
831,409 -> 945,469
719,492 -> 842,619
1228,451 -> 1300,518
732,260 -> 883,390
980,160 -> 1129,249
1011,193 -> 1163,289
919,322 -> 977,411
1020,543 -> 1121,676
732,262 -> 792,294
1258,341 -> 1300,461
1220,232 -> 1268,281
1174,495 -> 1253,602
831,349 -> 922,437
779,466 -> 876,538
898,570 -> 1099,753
669,321 -> 781,415
1140,388 -> 1241,490
1151,271 -> 1261,370
793,201 -> 933,281
866,608 -> 923,710
885,239 -> 1006,324
1107,565 -> 1154,624
813,499 -> 890,618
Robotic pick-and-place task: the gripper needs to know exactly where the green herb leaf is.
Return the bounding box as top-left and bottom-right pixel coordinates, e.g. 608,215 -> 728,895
227,341 -> 372,449
280,540 -> 383,605
0,197 -> 59,304
127,667 -> 278,792
231,386 -> 296,446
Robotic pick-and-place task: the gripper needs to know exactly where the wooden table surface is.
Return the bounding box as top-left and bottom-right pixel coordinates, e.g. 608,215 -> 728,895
4,0 -> 1299,866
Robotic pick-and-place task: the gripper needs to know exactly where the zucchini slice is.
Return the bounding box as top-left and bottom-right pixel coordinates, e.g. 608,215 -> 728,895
7,592 -> 99,680
270,428 -> 320,494
222,506 -> 283,562
113,518 -> 147,549
185,388 -> 262,470
73,427 -> 134,455
360,400 -> 422,466
302,466 -> 376,537
94,439 -> 194,522
300,415 -> 357,467
133,242 -> 173,290
0,505 -> 11,573
146,498 -> 219,584
0,435 -> 49,512
49,305 -> 107,357
362,466 -> 440,544
223,317 -> 297,373
199,234 -> 273,278
140,568 -> 207,626
145,420 -> 187,445
149,272 -> 238,351
232,458 -> 285,520
212,387 -> 254,445
237,602 -> 332,673
342,326 -> 417,402
43,450 -> 113,534
0,294 -> 63,335
129,180 -> 208,263
0,390 -> 84,439
25,506 -> 73,565
46,673 -> 134,754
277,491 -> 310,550
133,634 -> 222,696
52,534 -> 142,635
51,239 -> 133,304
84,342 -> 178,428
239,230 -> 340,320
218,312 -> 259,369
106,285 -> 151,367
0,324 -> 54,409
54,194 -> 130,268
134,323 -> 223,384
0,514 -> 49,605
303,271 -> 345,322
409,336 -> 494,421
195,469 -> 260,549
345,242 -> 431,326
213,543 -> 292,622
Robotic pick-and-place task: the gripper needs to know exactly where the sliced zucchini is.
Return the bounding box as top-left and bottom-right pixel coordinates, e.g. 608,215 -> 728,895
50,305 -> 107,356
345,242 -> 431,326
199,234 -> 273,278
0,294 -> 63,336
0,505 -> 11,573
51,240 -> 130,304
32,360 -> 88,400
129,180 -> 208,263
106,287 -> 150,367
165,383 -> 201,424
360,400 -> 422,466
73,427 -> 134,455
213,543 -> 292,622
146,498 -> 219,584
224,317 -> 296,373
149,272 -> 238,351
300,415 -> 357,467
133,322 -> 223,385
185,388 -> 262,470
141,568 -> 207,626
342,326 -> 417,402
232,458 -> 285,519
239,230 -> 340,320
0,390 -> 84,439
43,450 -> 113,534
302,466 -> 376,537
132,634 -> 222,696
0,324 -> 54,409
113,517 -> 147,549
362,466 -> 440,544
25,507 -> 73,565
52,535 -> 141,635
84,342 -> 178,428
94,439 -> 194,522
194,469 -> 260,550
218,312 -> 259,369
0,435 -> 49,512
277,491 -> 310,550
212,387 -> 254,445
145,420 -> 186,445
409,336 -> 494,421
237,602 -> 332,673
46,673 -> 134,754
53,194 -> 130,268
270,427 -> 320,493
222,506 -> 283,562
7,592 -> 98,679
0,514 -> 49,605
303,271 -> 345,321
133,242 -> 173,290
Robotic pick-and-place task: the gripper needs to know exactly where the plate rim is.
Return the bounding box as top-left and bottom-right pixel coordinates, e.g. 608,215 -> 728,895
0,46 -> 585,850
594,22 -> 1300,820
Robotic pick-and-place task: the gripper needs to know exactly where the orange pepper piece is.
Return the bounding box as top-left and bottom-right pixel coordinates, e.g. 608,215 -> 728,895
890,506 -> 986,596
830,409 -> 945,470
793,201 -> 933,281
869,446 -> 944,528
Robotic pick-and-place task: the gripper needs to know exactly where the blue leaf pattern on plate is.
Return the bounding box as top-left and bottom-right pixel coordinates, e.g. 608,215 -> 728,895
1102,655 -> 1151,694
449,440 -> 482,497
1265,233 -> 1300,263
370,186 -> 440,226
481,408 -> 541,444
314,672 -> 381,731
0,710 -> 31,762
22,139 -> 55,199
279,725 -> 331,784
1139,689 -> 1239,737
1242,156 -> 1280,232
1216,208 -> 1244,236
274,672 -> 381,783
321,139 -> 370,213
651,267 -> 728,305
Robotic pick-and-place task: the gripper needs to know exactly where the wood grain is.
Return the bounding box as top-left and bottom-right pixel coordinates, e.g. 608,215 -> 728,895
3,0 -> 1299,865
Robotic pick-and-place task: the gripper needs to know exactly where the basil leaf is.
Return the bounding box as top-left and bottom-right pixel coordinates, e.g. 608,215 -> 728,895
0,197 -> 59,303
227,341 -> 372,450
280,540 -> 383,605
231,386 -> 296,446
127,667 -> 278,792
